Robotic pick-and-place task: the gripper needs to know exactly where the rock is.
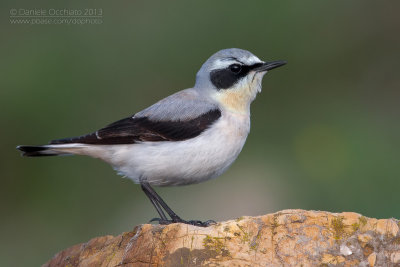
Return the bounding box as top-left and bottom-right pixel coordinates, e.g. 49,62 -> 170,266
340,244 -> 352,256
391,251 -> 400,264
358,233 -> 373,245
368,252 -> 376,267
376,219 -> 399,237
43,209 -> 400,267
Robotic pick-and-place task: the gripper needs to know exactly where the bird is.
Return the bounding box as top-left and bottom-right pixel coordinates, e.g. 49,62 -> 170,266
17,48 -> 286,227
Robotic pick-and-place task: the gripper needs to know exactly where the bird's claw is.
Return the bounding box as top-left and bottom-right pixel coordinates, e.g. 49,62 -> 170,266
187,219 -> 217,227
149,218 -> 173,225
149,218 -> 216,227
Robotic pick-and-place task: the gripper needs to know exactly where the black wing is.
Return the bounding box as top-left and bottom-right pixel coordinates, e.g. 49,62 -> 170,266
50,109 -> 221,145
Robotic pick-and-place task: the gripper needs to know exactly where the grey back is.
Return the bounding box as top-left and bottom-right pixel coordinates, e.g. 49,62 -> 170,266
134,88 -> 218,121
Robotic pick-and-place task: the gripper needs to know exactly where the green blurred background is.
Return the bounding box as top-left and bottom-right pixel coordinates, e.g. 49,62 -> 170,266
1,1 -> 399,266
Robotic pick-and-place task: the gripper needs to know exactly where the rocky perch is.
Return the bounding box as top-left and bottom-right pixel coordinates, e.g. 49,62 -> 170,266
44,209 -> 400,267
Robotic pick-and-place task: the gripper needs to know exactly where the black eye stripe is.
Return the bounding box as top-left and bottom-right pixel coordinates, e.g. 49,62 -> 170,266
210,63 -> 263,90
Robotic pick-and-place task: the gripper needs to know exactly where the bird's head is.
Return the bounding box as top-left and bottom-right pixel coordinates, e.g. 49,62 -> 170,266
195,48 -> 286,114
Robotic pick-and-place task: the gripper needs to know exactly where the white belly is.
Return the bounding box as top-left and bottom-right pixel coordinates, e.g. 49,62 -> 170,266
108,111 -> 250,186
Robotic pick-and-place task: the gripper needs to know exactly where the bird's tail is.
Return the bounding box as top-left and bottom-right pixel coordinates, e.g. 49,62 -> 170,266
17,144 -> 89,157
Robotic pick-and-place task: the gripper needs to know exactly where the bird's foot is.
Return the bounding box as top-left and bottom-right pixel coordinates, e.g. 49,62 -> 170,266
150,218 -> 216,227
149,217 -> 174,225
186,219 -> 217,227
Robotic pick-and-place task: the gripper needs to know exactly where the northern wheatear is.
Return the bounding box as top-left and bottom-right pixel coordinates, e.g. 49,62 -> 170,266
17,48 -> 286,227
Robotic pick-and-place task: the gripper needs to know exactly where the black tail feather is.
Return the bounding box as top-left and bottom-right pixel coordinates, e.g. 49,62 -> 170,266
16,145 -> 55,157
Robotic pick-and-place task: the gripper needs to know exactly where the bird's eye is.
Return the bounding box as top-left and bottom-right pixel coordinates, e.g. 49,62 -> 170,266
229,64 -> 242,74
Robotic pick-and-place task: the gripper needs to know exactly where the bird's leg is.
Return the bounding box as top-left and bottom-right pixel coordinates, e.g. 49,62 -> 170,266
141,182 -> 181,222
140,182 -> 215,227
141,184 -> 168,221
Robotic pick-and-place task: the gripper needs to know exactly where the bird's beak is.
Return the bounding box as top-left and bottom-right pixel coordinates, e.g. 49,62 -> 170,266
254,60 -> 287,72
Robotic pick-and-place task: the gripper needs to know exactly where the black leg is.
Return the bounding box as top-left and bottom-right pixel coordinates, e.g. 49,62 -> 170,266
141,183 -> 168,221
140,181 -> 216,227
141,182 -> 181,221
